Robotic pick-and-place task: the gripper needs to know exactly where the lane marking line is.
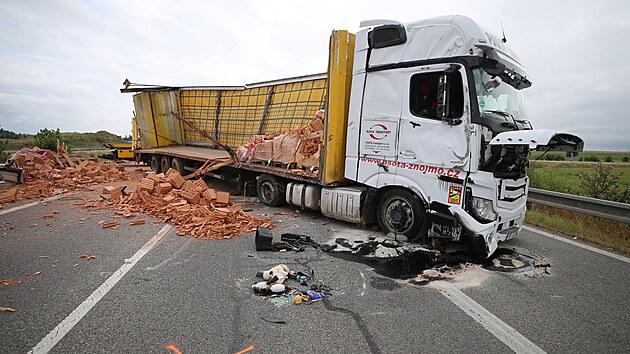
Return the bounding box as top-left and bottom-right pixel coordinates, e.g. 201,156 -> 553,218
0,194 -> 68,216
523,225 -> 630,264
28,224 -> 174,354
433,281 -> 547,354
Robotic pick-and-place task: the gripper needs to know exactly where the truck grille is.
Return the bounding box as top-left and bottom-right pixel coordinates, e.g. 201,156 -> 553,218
498,178 -> 527,203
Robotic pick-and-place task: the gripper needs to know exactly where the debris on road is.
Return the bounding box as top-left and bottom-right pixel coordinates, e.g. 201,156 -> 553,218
251,264 -> 332,306
166,343 -> 182,354
0,147 -> 129,204
235,344 -> 256,353
101,221 -> 120,229
89,169 -> 272,240
79,253 -> 97,260
0,277 -> 22,286
255,227 -> 318,252
0,307 -> 16,312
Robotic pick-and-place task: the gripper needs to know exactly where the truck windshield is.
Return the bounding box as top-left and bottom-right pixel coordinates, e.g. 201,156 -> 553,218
473,68 -> 529,121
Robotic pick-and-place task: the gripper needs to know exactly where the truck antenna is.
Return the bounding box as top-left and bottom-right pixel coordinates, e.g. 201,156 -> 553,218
500,22 -> 507,43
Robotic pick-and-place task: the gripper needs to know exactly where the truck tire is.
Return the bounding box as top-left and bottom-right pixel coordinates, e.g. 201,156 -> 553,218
150,155 -> 161,173
171,158 -> 186,176
160,155 -> 171,174
377,188 -> 428,242
257,174 -> 285,207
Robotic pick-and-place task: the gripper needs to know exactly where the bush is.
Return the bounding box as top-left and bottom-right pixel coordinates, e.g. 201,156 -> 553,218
35,128 -> 61,151
0,140 -> 9,163
579,162 -> 620,200
541,153 -> 565,161
605,156 -> 613,162
584,155 -> 600,162
623,156 -> 629,163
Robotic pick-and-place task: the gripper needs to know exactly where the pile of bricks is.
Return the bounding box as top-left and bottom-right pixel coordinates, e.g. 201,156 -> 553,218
0,148 -> 128,205
96,168 -> 272,240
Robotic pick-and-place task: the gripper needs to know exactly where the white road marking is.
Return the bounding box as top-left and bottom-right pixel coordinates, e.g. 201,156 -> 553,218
433,281 -> 547,354
0,194 -> 68,216
28,224 -> 174,354
523,225 -> 630,264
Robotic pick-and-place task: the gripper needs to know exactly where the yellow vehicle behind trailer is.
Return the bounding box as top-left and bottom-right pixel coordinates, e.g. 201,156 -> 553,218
102,143 -> 134,160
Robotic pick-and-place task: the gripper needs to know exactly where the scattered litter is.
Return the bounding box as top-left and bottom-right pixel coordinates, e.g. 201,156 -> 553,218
33,271 -> 42,276
251,264 -> 332,306
261,315 -> 286,324
255,227 -> 319,252
166,344 -> 182,354
0,277 -> 22,286
235,345 -> 256,354
72,263 -> 79,268
86,169 -> 272,240
128,219 -> 145,226
79,253 -> 97,260
102,221 -> 120,229
0,307 -> 16,312
38,255 -> 49,259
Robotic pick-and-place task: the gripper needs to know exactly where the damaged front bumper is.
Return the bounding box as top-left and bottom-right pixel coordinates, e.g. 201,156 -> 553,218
447,205 -> 525,258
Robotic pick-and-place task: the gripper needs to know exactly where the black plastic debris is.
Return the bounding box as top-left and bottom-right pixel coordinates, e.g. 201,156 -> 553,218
255,226 -> 273,251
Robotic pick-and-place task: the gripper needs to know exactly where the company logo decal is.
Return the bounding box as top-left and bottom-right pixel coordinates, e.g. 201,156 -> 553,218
366,124 -> 391,140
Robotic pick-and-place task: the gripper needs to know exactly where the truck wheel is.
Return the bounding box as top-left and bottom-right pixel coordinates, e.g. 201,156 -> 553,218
257,174 -> 285,206
171,158 -> 186,176
150,155 -> 161,173
160,156 -> 171,174
377,188 -> 428,241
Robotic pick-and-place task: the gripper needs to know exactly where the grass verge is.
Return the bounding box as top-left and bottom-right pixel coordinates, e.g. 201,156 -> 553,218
525,204 -> 630,255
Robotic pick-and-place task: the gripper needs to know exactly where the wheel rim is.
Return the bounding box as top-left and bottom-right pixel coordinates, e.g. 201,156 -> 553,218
260,181 -> 276,203
151,157 -> 159,171
383,197 -> 414,233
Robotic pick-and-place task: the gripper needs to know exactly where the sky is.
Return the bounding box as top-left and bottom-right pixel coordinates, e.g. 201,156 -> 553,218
0,0 -> 628,151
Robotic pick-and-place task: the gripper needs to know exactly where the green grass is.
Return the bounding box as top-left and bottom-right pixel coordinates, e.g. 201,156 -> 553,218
530,150 -> 630,162
526,204 -> 630,255
528,161 -> 630,195
3,131 -> 127,151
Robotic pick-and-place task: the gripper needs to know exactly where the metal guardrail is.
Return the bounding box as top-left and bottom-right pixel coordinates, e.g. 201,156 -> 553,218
527,188 -> 630,224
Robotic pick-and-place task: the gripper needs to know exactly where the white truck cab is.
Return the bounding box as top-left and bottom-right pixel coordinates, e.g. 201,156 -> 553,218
344,15 -> 583,257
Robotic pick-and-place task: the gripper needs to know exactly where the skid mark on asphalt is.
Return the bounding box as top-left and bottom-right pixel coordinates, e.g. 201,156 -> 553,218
146,236 -> 194,270
523,225 -> 630,264
432,281 -> 546,354
28,224 -> 174,354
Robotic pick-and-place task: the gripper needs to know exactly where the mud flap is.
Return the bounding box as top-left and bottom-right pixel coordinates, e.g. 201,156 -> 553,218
448,206 -> 498,258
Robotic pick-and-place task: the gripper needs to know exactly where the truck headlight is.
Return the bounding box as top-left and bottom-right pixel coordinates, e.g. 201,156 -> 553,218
471,197 -> 498,222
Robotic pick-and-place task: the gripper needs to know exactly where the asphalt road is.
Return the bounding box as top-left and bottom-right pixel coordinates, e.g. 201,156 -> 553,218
0,187 -> 628,354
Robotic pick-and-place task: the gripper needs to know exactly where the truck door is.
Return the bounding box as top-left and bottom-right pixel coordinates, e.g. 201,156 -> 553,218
356,69 -> 404,186
397,64 -> 470,170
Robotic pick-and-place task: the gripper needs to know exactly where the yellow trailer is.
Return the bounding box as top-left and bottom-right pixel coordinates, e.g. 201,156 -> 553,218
127,30 -> 354,186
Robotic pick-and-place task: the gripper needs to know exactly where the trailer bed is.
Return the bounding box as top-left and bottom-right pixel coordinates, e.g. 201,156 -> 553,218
138,145 -> 320,184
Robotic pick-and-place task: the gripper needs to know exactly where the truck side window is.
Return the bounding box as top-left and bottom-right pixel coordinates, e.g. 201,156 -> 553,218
410,71 -> 464,119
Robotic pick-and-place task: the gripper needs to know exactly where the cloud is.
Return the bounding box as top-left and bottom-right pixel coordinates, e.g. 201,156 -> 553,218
0,0 -> 629,151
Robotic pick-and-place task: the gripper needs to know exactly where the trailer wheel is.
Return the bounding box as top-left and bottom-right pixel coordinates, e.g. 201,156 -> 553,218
150,155 -> 161,173
257,174 -> 285,206
171,158 -> 186,176
160,156 -> 171,174
377,188 -> 428,241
